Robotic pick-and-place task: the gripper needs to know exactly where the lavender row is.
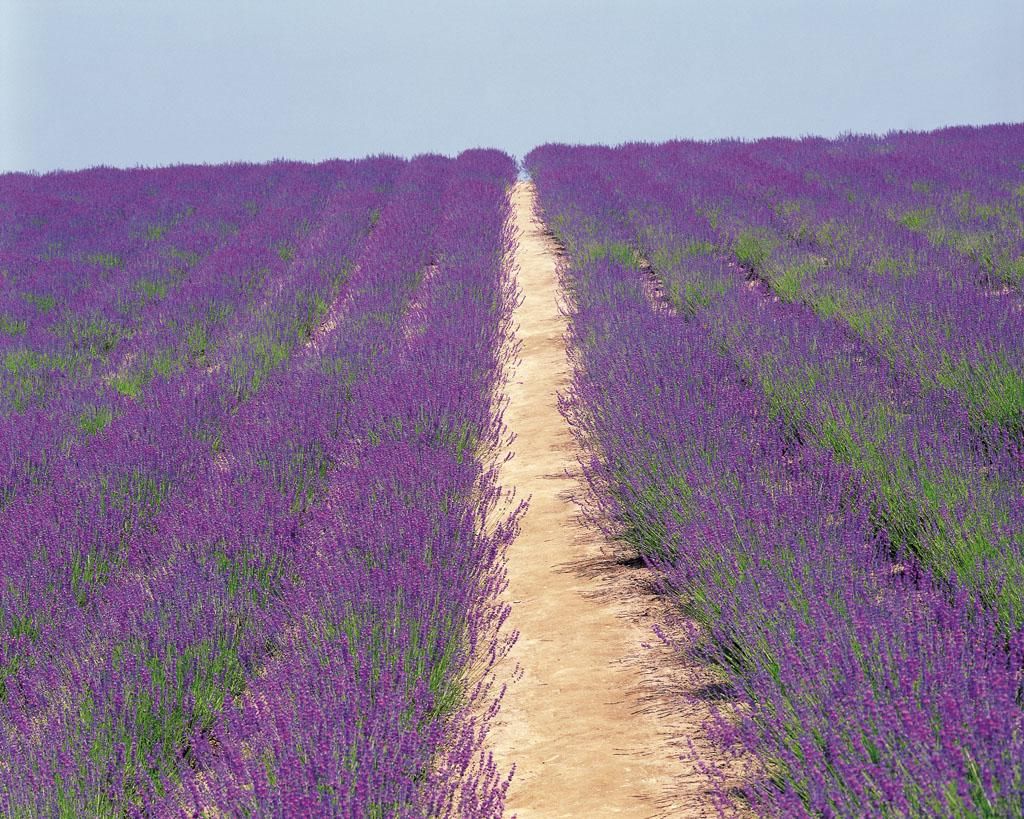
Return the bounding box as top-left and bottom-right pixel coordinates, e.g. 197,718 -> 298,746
708,137 -> 1024,437
0,153 -> 428,690
0,160 -> 403,710
1,152 -> 518,816
583,135 -> 1024,439
530,142 -> 1024,631
2,157 -> 400,508
0,161 -> 358,507
758,126 -> 1024,290
0,153 -> 435,812
170,150 -> 520,816
0,164 -> 271,405
528,150 -> 1024,815
0,164 -> 200,347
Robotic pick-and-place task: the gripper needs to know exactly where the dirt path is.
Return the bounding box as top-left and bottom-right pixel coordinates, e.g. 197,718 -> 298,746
487,182 -> 723,818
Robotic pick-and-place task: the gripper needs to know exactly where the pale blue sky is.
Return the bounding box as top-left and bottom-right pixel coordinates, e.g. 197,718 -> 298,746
2,0 -> 1022,172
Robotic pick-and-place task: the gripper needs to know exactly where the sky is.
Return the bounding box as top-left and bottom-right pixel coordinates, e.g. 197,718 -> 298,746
1,0 -> 1023,172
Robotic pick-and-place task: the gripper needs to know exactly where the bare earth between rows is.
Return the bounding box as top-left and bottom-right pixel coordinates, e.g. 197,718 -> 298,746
485,182 -> 723,818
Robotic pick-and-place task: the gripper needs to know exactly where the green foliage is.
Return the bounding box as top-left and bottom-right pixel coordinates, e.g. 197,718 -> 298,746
998,253 -> 1024,286
898,208 -> 934,232
1,348 -> 90,411
22,291 -> 56,313
269,441 -> 332,513
809,288 -> 845,319
315,601 -> 466,723
0,608 -> 41,702
733,230 -> 777,272
438,418 -> 478,464
185,322 -> 209,364
321,354 -> 359,403
229,331 -> 290,399
701,205 -> 722,229
110,371 -> 145,400
77,405 -> 113,437
2,348 -> 42,376
72,470 -> 172,603
759,364 -> 823,436
758,354 -> 1024,628
802,287 -> 897,352
813,219 -> 853,255
2,350 -> 46,412
649,246 -> 683,272
937,353 -> 1024,434
69,549 -> 115,609
582,240 -> 643,268
870,255 -> 916,279
665,277 -> 729,316
649,238 -> 717,274
406,615 -> 462,721
774,200 -> 803,218
107,349 -> 176,403
212,545 -> 285,608
238,267 -> 269,301
684,239 -> 716,256
944,229 -> 996,263
0,314 -> 26,336
55,315 -> 128,356
972,203 -> 1000,223
845,303 -> 897,346
616,468 -> 694,561
86,252 -> 123,270
772,259 -> 823,303
206,300 -> 233,325
69,632 -> 248,813
168,246 -> 200,267
293,291 -> 329,342
151,349 -> 175,378
134,278 -> 167,302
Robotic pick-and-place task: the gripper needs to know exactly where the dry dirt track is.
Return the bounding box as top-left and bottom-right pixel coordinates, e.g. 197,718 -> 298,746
486,182 -> 723,818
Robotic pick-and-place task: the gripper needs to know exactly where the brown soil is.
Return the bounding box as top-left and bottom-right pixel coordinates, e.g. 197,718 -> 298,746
486,182 -> 726,818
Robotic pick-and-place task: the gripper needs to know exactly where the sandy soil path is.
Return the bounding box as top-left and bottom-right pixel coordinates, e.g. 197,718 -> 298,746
487,182 -> 722,818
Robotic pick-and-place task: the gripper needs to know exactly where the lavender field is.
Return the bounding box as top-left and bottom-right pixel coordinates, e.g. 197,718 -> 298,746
1,123 -> 1023,818
528,123 -> 1024,816
0,152 -> 521,815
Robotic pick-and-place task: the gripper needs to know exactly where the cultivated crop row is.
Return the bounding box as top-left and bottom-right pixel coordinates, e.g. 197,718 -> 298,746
527,126 -> 1024,816
0,151 -> 519,816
